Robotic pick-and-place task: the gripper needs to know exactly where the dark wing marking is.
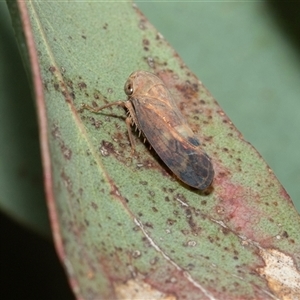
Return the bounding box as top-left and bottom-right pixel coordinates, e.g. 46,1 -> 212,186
132,97 -> 214,190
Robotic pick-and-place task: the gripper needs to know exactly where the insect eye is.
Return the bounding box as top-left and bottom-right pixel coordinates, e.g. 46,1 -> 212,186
124,81 -> 134,96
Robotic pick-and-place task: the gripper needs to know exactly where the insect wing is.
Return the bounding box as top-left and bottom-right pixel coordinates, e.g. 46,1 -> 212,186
132,97 -> 214,190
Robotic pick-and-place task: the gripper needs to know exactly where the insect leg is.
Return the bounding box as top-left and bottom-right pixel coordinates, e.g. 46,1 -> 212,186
125,116 -> 136,154
80,101 -> 126,113
81,100 -> 138,154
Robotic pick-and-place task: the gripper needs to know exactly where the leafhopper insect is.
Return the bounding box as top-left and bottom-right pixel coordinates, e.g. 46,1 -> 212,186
81,71 -> 214,190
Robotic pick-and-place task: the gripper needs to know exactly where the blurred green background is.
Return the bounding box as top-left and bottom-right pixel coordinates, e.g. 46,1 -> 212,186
0,1 -> 299,299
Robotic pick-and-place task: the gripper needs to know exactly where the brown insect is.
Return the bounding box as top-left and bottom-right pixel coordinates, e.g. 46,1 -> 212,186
81,70 -> 214,190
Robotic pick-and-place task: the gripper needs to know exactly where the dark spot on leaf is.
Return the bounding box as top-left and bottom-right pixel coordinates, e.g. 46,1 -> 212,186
167,219 -> 176,226
175,193 -> 187,204
185,208 -> 192,218
91,202 -> 98,210
90,117 -> 102,129
148,190 -> 155,197
91,101 -> 98,107
192,83 -> 199,91
145,222 -> 153,229
61,144 -> 72,160
143,39 -> 150,46
78,82 -> 87,90
208,236 -> 214,243
186,263 -> 195,270
175,80 -> 198,100
99,140 -> 114,156
49,66 -> 56,73
204,136 -> 213,142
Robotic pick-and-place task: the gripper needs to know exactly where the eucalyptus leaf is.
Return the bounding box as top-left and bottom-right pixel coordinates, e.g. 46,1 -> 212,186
8,1 -> 300,299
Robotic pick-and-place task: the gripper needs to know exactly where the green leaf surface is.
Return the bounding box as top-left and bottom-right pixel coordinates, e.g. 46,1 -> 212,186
8,1 -> 300,299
